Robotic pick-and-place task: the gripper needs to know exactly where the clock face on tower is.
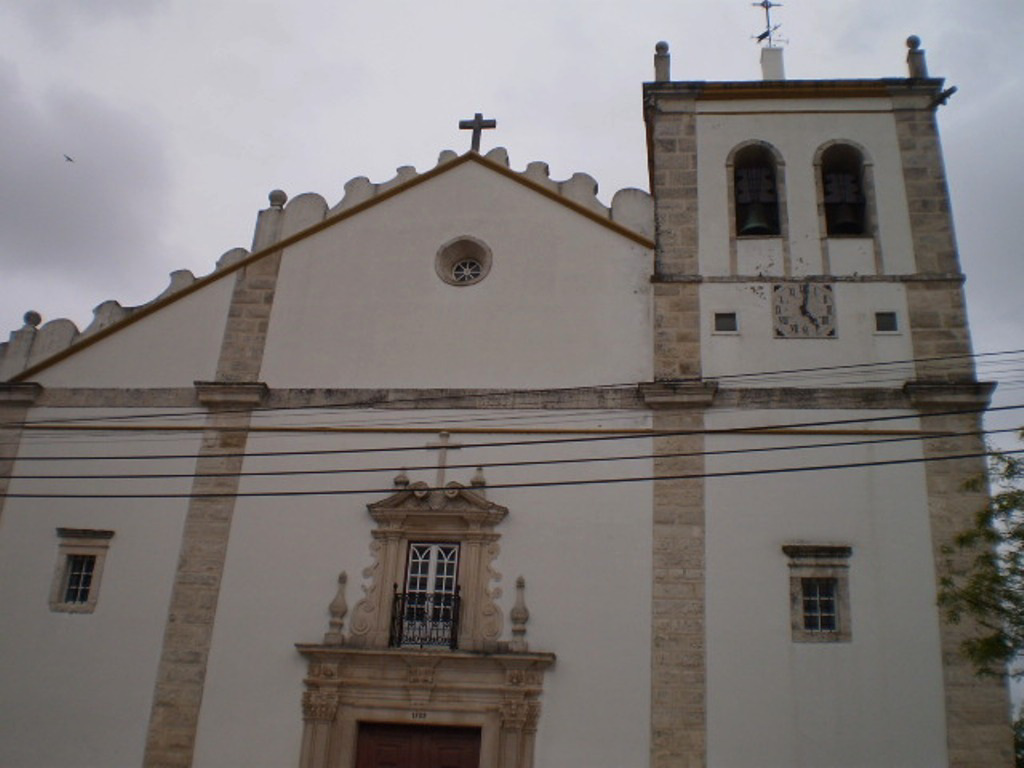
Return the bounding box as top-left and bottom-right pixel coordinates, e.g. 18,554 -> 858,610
772,283 -> 836,338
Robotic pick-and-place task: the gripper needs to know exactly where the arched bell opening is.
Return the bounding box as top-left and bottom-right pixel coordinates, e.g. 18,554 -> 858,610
821,144 -> 867,236
734,145 -> 781,237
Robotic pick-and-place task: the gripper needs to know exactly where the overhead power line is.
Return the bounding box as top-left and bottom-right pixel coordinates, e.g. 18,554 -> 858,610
4,448 -> 1020,500
6,403 -> 1022,464
4,426 -> 1018,483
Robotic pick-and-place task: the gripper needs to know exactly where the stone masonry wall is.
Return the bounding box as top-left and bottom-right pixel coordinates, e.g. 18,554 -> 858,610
142,406 -> 257,768
897,98 -> 1014,765
651,410 -> 707,768
918,410 -> 1014,767
143,203 -> 285,767
647,89 -> 708,767
895,103 -> 974,381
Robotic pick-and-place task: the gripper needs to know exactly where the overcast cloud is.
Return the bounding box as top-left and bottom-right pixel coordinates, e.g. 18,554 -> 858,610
1,0 -> 1021,420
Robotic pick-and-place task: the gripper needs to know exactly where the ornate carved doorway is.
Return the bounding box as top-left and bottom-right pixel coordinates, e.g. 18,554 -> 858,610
355,723 -> 481,768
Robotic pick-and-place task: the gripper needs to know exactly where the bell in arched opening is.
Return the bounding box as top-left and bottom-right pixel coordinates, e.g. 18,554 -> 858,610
734,147 -> 781,237
822,144 -> 868,236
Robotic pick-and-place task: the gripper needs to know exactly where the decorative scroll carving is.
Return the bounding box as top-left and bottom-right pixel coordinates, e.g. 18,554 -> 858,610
478,541 -> 504,644
348,467 -> 509,651
348,540 -> 382,641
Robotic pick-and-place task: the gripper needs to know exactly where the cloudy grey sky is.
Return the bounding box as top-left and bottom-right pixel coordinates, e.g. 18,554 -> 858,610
1,0 -> 1022,418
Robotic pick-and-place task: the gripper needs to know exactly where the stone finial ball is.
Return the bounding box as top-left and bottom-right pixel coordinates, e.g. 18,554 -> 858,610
656,41 -> 669,54
23,310 -> 42,327
907,35 -> 921,50
268,189 -> 288,208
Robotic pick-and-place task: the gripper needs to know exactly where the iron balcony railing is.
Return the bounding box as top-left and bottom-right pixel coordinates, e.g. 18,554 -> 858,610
389,585 -> 461,650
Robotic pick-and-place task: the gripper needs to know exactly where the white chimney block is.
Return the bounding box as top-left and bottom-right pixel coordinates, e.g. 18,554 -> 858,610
761,46 -> 785,80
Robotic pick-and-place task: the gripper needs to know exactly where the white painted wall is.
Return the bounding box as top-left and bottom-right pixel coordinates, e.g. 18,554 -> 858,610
704,408 -> 947,768
0,409 -> 200,767
192,409 -> 653,768
696,101 -> 916,277
701,282 -> 915,386
34,276 -> 234,388
259,161 -> 654,389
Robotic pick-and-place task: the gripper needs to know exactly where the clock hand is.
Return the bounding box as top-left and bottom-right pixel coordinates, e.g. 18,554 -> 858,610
798,284 -> 820,329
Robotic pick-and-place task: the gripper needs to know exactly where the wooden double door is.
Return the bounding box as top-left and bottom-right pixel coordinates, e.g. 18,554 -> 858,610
355,723 -> 481,768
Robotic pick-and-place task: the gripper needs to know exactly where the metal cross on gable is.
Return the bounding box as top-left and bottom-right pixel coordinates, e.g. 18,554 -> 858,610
426,431 -> 463,488
458,112 -> 496,153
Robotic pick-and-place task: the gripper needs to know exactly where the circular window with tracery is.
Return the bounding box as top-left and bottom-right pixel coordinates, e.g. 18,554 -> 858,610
452,259 -> 482,283
436,236 -> 492,286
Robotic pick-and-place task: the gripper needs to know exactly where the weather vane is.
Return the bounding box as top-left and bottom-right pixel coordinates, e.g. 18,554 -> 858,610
752,0 -> 783,46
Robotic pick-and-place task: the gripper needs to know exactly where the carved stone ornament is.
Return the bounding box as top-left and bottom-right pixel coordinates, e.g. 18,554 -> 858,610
295,646 -> 554,768
302,690 -> 340,722
347,479 -> 508,652
296,467 -> 555,768
323,571 -> 348,645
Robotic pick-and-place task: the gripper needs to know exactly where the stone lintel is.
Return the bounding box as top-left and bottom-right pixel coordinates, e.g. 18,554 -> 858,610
641,381 -> 718,409
0,382 -> 43,405
295,645 -> 556,669
904,381 -> 995,409
56,527 -> 115,540
194,381 -> 269,406
781,544 -> 852,561
651,274 -> 703,284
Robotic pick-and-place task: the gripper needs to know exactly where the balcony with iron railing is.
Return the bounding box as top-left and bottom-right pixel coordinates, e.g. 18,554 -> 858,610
389,585 -> 462,650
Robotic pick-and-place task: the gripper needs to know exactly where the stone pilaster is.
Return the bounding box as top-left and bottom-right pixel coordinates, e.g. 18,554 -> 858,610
653,282 -> 702,380
143,384 -> 267,768
0,383 -> 42,525
645,84 -> 708,767
894,96 -> 974,381
896,93 -> 1014,764
649,407 -> 707,768
908,387 -> 1015,767
641,385 -> 714,768
648,93 -> 699,278
143,193 -> 287,766
217,196 -> 286,383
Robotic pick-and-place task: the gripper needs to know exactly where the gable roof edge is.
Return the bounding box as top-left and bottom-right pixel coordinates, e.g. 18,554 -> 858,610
7,151 -> 653,383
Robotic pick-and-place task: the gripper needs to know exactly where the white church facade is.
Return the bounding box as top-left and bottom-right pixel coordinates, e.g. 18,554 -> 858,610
0,39 -> 1014,767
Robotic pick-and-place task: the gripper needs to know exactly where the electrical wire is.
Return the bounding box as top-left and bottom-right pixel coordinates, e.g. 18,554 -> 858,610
4,448 -> 1021,500
6,403 -> 1022,464
6,426 -> 1016,483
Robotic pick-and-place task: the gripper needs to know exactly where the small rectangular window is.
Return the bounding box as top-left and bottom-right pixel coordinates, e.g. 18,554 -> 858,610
50,528 -> 114,613
63,554 -> 97,604
875,311 -> 898,333
783,544 -> 851,643
801,577 -> 837,632
714,312 -> 739,333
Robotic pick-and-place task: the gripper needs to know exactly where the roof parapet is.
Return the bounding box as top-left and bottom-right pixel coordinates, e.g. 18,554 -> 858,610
1,149 -> 653,382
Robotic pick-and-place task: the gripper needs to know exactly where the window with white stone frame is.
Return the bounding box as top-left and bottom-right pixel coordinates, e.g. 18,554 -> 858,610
782,544 -> 852,642
50,528 -> 115,613
392,542 -> 461,648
